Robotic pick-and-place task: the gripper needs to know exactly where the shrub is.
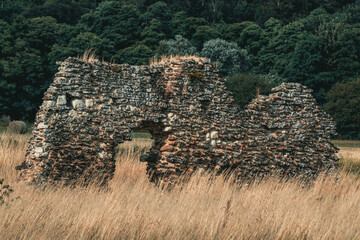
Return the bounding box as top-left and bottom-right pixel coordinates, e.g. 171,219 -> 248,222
7,121 -> 27,134
157,35 -> 199,57
0,115 -> 11,123
226,74 -> 275,108
325,78 -> 360,139
200,38 -> 250,76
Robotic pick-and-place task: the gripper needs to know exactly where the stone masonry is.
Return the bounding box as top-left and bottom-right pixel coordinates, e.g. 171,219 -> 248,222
16,57 -> 338,185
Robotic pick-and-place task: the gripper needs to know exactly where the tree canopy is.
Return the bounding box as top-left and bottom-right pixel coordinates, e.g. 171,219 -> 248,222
0,0 -> 359,138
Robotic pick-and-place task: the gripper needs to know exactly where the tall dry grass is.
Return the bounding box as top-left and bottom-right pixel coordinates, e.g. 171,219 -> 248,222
0,132 -> 359,239
78,49 -> 98,63
338,147 -> 360,177
149,55 -> 207,66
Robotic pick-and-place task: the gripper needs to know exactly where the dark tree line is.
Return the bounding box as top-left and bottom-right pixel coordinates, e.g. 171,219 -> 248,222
0,0 -> 359,138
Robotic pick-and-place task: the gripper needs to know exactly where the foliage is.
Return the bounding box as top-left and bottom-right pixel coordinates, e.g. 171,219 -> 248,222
141,19 -> 166,48
325,78 -> 360,139
254,9 -> 360,104
225,74 -> 275,108
115,44 -> 154,65
141,1 -> 172,34
192,25 -> 221,49
157,35 -> 198,57
179,17 -> 208,40
68,32 -> 115,60
83,2 -> 142,49
23,0 -> 85,25
0,0 -> 359,138
201,39 -> 250,76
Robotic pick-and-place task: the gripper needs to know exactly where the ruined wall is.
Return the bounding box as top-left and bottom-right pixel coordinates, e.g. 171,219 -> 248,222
16,57 -> 338,185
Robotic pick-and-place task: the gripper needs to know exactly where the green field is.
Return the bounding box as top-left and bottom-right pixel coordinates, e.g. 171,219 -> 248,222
2,122 -> 359,143
333,140 -> 360,148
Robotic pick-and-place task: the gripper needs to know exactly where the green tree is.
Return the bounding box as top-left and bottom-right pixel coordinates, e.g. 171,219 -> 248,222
181,17 -> 208,40
157,35 -> 198,56
317,19 -> 360,83
201,38 -> 250,76
141,19 -> 166,48
83,2 -> 141,49
18,16 -> 58,54
53,22 -> 88,48
192,25 -> 221,49
0,63 -> 16,116
325,78 -> 360,139
23,0 -> 84,25
225,21 -> 254,43
0,0 -> 33,22
115,44 -> 153,65
77,0 -> 99,11
1,49 -> 47,120
0,20 -> 12,57
225,74 -> 274,108
170,11 -> 187,36
0,16 -> 62,120
140,1 -> 172,35
236,22 -> 263,66
0,20 -> 14,116
47,44 -> 79,72
256,21 -> 306,74
68,32 -> 115,60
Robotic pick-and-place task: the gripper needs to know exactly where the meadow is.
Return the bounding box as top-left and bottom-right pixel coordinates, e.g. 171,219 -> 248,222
0,132 -> 359,239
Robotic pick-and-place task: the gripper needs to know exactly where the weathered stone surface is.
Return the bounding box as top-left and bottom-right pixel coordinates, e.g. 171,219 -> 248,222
85,99 -> 94,108
56,95 -> 67,106
210,131 -> 219,139
71,99 -> 85,109
43,101 -> 56,108
16,57 -> 339,185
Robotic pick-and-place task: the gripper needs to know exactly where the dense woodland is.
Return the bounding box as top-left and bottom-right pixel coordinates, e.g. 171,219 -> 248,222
0,0 -> 359,138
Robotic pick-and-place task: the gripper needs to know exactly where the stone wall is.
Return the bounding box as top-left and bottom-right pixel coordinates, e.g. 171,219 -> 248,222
16,57 -> 338,185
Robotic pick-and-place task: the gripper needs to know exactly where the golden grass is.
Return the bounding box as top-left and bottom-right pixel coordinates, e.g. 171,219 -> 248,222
149,54 -> 207,66
338,147 -> 360,176
338,147 -> 360,163
1,133 -> 360,239
78,49 -> 98,63
0,133 -> 30,181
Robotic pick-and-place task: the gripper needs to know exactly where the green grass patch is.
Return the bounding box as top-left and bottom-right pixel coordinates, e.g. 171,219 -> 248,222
333,140 -> 360,148
132,131 -> 152,138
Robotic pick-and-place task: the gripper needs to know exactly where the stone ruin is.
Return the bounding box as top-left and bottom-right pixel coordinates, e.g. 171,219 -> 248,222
16,56 -> 339,185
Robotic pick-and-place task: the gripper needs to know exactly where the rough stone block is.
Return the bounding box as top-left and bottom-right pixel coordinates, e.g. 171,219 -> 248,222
72,99 -> 85,110
57,95 -> 67,106
85,99 -> 94,108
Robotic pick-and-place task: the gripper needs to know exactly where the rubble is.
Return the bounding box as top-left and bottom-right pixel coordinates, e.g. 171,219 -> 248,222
16,57 -> 338,185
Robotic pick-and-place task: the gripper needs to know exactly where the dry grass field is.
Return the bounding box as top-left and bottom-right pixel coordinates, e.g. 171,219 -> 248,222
0,132 -> 359,240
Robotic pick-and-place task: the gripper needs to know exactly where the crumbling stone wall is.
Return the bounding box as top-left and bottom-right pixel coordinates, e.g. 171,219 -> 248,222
16,57 -> 338,185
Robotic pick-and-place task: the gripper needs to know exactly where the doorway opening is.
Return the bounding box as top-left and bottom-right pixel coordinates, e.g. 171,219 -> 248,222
112,121 -> 169,184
